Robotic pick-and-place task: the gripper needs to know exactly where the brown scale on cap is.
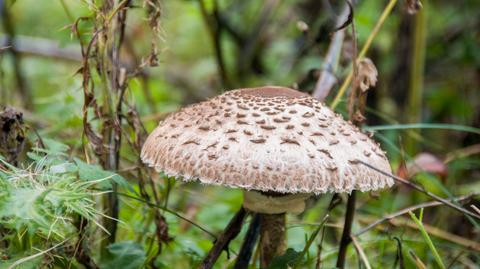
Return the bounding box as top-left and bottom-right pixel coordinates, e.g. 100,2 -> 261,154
141,86 -> 393,194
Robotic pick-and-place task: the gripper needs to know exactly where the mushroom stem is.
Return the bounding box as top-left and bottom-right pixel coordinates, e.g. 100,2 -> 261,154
259,213 -> 286,268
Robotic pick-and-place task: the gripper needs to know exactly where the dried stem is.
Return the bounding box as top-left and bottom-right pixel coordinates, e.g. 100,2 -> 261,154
357,161 -> 480,220
337,4 -> 360,267
336,191 -> 356,269
355,193 -> 478,236
199,207 -> 247,269
331,0 -> 398,109
234,214 -> 261,269
351,236 -> 372,269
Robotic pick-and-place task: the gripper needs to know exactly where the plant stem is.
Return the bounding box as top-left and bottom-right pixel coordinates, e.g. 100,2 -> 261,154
408,210 -> 446,269
355,192 -> 478,236
336,191 -> 356,269
331,0 -> 398,109
260,213 -> 286,268
200,207 -> 247,269
358,160 -> 480,220
234,214 -> 261,269
405,0 -> 427,154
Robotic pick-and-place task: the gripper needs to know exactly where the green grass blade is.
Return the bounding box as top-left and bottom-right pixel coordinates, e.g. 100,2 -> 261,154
292,215 -> 329,269
408,210 -> 445,269
364,123 -> 480,135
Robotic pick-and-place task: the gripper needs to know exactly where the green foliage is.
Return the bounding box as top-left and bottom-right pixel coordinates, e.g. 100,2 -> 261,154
74,158 -> 133,192
0,141 -> 128,265
99,241 -> 147,269
267,248 -> 302,269
409,210 -> 445,269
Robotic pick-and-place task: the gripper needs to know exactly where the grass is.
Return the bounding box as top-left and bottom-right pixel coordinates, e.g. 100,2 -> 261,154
408,209 -> 446,269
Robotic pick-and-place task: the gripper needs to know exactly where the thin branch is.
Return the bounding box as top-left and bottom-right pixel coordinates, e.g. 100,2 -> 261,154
199,207 -> 247,269
234,214 -> 261,269
362,216 -> 480,252
336,4 -> 359,267
117,192 -> 216,239
351,236 -> 372,269
357,160 -> 480,220
331,0 -> 398,109
471,205 -> 480,215
336,191 -> 356,269
355,193 -> 478,236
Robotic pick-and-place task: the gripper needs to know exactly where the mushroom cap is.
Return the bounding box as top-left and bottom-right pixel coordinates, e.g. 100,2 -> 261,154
141,86 -> 393,194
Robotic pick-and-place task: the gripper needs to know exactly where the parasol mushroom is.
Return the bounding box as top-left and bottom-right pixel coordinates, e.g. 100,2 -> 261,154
141,86 -> 393,267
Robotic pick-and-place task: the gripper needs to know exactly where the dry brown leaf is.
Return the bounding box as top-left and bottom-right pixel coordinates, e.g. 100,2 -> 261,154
356,58 -> 378,92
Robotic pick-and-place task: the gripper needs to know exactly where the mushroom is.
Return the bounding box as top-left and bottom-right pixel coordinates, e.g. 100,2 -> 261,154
141,86 -> 393,267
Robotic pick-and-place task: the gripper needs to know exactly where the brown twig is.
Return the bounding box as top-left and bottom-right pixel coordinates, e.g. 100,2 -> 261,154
357,160 -> 480,220
315,216 -> 328,269
233,214 -> 261,269
355,193 -> 479,236
350,236 -> 372,269
336,191 -> 356,269
117,192 -> 215,239
336,4 -> 360,267
359,216 -> 480,252
199,207 -> 247,269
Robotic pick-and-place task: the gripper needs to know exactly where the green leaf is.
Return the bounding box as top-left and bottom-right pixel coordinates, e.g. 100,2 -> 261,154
74,158 -> 133,192
49,162 -> 78,174
267,248 -> 301,269
42,138 -> 70,155
99,241 -> 147,269
408,210 -> 445,269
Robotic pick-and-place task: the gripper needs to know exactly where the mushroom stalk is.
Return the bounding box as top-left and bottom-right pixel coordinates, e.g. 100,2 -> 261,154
259,213 -> 286,268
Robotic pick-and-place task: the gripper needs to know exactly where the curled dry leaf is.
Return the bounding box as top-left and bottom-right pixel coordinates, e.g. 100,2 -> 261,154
405,0 -> 423,15
356,58 -> 378,92
352,110 -> 366,123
